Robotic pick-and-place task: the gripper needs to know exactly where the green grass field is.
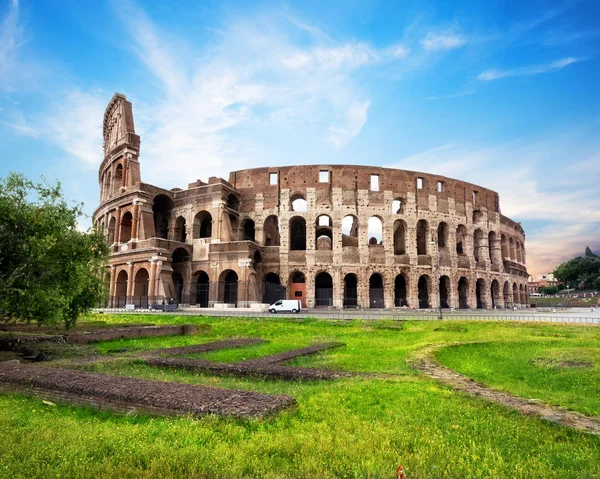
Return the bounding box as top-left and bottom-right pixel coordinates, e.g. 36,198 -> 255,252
1,314 -> 600,478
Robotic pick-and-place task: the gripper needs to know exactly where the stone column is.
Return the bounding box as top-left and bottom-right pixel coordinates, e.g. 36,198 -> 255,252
108,265 -> 116,307
148,259 -> 157,303
409,272 -> 419,309
131,202 -> 140,240
332,267 -> 342,309
126,262 -> 135,302
114,207 -> 121,244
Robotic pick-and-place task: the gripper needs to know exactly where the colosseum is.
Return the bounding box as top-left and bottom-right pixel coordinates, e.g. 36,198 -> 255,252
93,93 -> 529,310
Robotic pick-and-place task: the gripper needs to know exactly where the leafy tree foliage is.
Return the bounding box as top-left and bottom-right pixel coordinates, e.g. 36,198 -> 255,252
0,173 -> 109,328
553,247 -> 600,291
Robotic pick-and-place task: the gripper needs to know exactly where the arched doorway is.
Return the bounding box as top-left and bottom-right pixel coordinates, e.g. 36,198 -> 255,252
394,274 -> 408,307
458,277 -> 469,309
289,271 -> 306,307
476,279 -> 486,309
418,275 -> 431,308
114,270 -> 128,308
513,283 -> 519,306
343,274 -> 358,308
170,272 -> 184,304
369,273 -> 384,308
439,275 -> 450,309
119,212 -> 132,243
315,272 -> 333,307
503,281 -> 511,309
241,219 -> 255,241
174,216 -> 187,243
194,271 -> 210,307
107,216 -> 116,244
491,279 -> 500,309
263,273 -> 284,305
221,270 -> 238,305
133,268 -> 149,308
153,195 -> 173,239
193,211 -> 212,238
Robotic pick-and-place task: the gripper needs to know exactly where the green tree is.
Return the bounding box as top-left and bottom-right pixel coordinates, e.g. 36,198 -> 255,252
553,248 -> 600,291
585,246 -> 598,258
0,173 -> 109,328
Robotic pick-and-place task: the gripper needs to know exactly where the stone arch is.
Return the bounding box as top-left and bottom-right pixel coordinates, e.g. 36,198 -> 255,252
193,211 -> 212,239
513,282 -> 519,305
315,271 -> 333,307
316,215 -> 333,250
439,275 -> 451,308
342,215 -> 359,247
458,277 -> 469,309
290,193 -> 307,212
369,273 -> 384,308
392,198 -> 405,214
263,272 -> 283,304
253,250 -> 262,267
416,219 -> 429,255
473,229 -> 484,262
114,269 -> 128,304
226,193 -> 240,211
476,278 -> 486,309
343,273 -> 358,308
193,270 -> 210,307
107,216 -> 116,243
113,163 -> 123,194
153,194 -> 173,240
219,270 -> 239,305
289,216 -> 307,250
437,222 -> 449,250
490,279 -> 500,309
456,224 -> 467,255
119,211 -> 133,243
368,216 -> 383,245
133,268 -> 149,305
171,272 -> 184,304
393,220 -> 407,255
263,215 -> 280,246
488,231 -> 497,265
418,275 -> 432,308
241,218 -> 256,241
289,270 -> 306,306
174,216 -> 187,243
519,283 -> 526,304
394,274 -> 408,307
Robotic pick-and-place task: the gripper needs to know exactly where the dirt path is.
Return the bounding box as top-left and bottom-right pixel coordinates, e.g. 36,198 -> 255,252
407,343 -> 600,435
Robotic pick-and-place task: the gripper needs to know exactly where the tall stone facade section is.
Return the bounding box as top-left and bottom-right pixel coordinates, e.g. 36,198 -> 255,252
93,94 -> 529,309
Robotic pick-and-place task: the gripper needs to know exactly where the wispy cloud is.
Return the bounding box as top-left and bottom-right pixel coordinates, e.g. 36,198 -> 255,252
0,0 -> 22,91
109,1 -> 411,185
478,57 -> 580,81
421,28 -> 466,51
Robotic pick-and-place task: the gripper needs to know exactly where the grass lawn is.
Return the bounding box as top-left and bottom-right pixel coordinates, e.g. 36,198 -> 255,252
1,314 -> 600,478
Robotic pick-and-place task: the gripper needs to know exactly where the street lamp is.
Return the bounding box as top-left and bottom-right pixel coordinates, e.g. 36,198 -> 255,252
431,240 -> 443,320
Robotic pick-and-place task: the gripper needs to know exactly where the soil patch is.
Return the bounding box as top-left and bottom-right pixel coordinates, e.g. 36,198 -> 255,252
530,357 -> 593,369
434,325 -> 468,332
0,362 -> 294,418
408,343 -> 600,435
145,338 -> 265,357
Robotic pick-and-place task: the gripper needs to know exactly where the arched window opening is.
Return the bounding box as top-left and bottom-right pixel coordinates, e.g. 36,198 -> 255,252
242,219 -> 256,242
458,277 -> 469,309
172,247 -> 190,264
315,272 -> 333,307
416,219 -> 429,255
174,216 -> 187,243
456,225 -> 467,255
291,194 -> 307,212
343,274 -> 358,308
369,273 -> 384,308
368,216 -> 383,246
437,222 -> 449,249
253,250 -> 262,266
171,272 -> 184,304
107,216 -> 116,244
119,212 -> 132,243
193,211 -> 212,239
439,275 -> 451,308
393,220 -> 406,255
114,164 -> 123,194
488,231 -> 497,264
263,215 -> 280,246
221,270 -> 238,305
194,271 -> 210,307
227,194 -> 240,211
476,278 -> 486,309
394,274 -> 408,307
392,198 -> 404,214
263,272 -> 283,304
418,275 -> 431,308
473,229 -> 484,262
289,216 -> 307,250
513,282 -> 519,305
342,215 -> 359,247
153,195 -> 173,240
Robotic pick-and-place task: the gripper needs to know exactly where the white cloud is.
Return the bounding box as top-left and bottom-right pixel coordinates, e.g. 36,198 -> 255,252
109,1 -> 411,186
392,131 -> 600,275
421,29 -> 466,51
0,0 -> 22,91
478,57 -> 580,81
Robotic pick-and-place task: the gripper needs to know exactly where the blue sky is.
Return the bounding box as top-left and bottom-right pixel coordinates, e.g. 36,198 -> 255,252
1,0 -> 599,276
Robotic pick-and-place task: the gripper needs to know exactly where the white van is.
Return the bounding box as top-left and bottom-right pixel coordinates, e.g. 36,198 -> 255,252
268,299 -> 302,314
530,292 -> 542,297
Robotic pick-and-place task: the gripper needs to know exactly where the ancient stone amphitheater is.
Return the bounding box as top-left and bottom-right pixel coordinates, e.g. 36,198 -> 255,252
93,93 -> 529,310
